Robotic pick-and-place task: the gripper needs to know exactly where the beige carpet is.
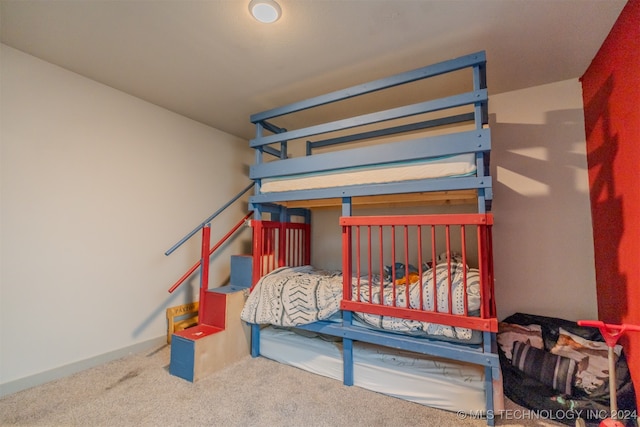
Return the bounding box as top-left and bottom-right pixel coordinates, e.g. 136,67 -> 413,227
0,344 -> 565,427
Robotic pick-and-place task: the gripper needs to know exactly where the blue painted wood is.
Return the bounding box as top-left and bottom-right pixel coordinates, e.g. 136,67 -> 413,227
341,197 -> 352,217
476,152 -> 486,178
250,51 -> 486,123
343,338 -> 354,386
307,112 -> 475,152
169,335 -> 194,382
254,123 -> 264,161
250,90 -> 488,147
485,366 -> 495,426
343,311 -> 353,325
294,321 -> 499,368
485,186 -> 493,201
476,151 -> 487,213
482,331 -> 496,426
249,176 -> 491,205
209,285 -> 243,294
478,189 -> 487,214
260,120 -> 286,134
473,62 -> 488,129
284,207 -> 311,223
164,182 -> 254,256
251,129 -> 490,179
230,255 -> 252,289
250,202 -> 285,221
253,121 -> 264,218
251,324 -> 260,357
261,145 -> 282,158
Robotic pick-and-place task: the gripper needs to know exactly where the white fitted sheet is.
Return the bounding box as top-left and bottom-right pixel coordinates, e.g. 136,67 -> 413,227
260,326 -> 503,414
260,153 -> 476,193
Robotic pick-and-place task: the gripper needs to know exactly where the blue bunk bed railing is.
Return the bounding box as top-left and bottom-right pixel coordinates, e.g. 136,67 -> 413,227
250,51 -> 487,131
248,51 -> 491,213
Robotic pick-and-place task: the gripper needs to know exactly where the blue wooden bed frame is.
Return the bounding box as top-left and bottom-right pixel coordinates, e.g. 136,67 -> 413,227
246,51 -> 500,425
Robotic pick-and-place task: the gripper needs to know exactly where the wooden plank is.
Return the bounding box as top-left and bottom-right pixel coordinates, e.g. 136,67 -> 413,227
250,176 -> 489,205
166,302 -> 199,344
251,129 -> 490,179
278,190 -> 477,209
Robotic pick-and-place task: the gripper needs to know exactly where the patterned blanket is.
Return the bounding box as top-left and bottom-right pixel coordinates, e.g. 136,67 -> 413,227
240,266 -> 343,327
354,262 -> 480,340
240,264 -> 481,341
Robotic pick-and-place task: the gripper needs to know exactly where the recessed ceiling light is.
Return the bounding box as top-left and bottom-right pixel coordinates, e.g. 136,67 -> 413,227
249,0 -> 282,24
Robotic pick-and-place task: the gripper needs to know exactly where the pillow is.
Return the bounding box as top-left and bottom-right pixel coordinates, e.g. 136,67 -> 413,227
550,328 -> 622,394
498,322 -> 544,360
512,340 -> 577,395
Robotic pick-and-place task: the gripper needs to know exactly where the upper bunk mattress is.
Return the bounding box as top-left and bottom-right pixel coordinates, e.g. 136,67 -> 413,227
259,153 -> 477,193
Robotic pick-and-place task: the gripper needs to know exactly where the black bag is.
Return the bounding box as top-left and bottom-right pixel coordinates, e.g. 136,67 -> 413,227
499,312 -> 637,427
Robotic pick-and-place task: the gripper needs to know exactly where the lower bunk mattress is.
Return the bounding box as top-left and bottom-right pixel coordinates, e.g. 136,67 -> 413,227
259,325 -> 504,415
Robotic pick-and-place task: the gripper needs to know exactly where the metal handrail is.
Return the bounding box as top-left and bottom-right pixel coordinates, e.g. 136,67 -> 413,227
167,210 -> 254,293
164,182 -> 255,256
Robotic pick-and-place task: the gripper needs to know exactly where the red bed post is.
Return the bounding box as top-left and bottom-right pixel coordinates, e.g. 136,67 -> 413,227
199,224 -> 211,318
277,223 -> 286,270
251,220 -> 264,289
342,221 -> 353,303
303,223 -> 311,265
251,219 -> 311,289
483,216 -> 496,320
461,224 -> 469,316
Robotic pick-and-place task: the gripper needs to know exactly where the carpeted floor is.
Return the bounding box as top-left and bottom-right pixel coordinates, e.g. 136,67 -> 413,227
0,344 -> 565,427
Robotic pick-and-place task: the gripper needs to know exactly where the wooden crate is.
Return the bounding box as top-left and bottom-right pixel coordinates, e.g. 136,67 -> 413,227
166,301 -> 199,344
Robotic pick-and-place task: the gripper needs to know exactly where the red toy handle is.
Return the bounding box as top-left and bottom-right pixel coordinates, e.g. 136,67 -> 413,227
577,320 -> 640,348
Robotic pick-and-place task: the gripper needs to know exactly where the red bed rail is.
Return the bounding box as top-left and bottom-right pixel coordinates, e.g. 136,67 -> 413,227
251,220 -> 311,288
340,213 -> 497,333
168,210 -> 254,294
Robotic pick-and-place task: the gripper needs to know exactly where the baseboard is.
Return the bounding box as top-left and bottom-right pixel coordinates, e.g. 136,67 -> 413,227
0,336 -> 167,398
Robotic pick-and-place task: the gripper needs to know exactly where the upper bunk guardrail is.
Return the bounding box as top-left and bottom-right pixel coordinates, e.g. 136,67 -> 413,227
251,128 -> 489,180
248,51 -> 490,211
249,89 -> 487,148
250,51 -> 486,125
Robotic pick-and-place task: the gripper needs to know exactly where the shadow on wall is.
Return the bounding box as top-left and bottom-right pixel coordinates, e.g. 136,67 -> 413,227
583,74 -> 626,322
133,208 -> 253,339
132,277 -> 199,339
490,107 -> 605,320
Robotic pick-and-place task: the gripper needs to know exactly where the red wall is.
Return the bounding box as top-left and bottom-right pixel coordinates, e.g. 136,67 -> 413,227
581,0 -> 640,407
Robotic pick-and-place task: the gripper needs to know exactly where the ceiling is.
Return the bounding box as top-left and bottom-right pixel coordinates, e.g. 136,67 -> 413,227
0,0 -> 626,141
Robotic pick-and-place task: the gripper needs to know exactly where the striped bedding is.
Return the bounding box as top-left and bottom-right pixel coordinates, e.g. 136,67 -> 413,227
240,263 -> 481,342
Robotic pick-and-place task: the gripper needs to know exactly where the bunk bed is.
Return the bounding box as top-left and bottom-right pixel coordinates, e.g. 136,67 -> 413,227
241,51 -> 500,425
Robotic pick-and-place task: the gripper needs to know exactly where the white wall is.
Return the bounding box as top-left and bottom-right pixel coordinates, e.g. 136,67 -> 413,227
0,45 -> 253,394
310,79 -> 598,322
490,79 -> 597,321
